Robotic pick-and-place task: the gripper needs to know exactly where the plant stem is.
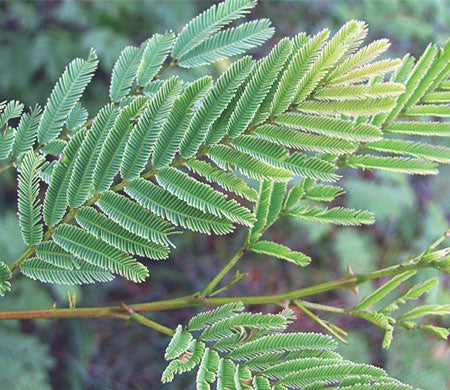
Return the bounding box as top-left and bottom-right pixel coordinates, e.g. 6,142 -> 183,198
201,248 -> 246,297
0,161 -> 13,175
120,302 -> 175,336
0,259 -> 434,322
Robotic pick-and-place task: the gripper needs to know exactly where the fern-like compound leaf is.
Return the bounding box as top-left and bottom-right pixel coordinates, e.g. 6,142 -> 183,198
293,20 -> 367,105
137,32 -> 175,86
156,167 -> 255,226
96,191 -> 176,247
53,224 -> 149,282
43,129 -> 86,226
186,160 -> 258,201
152,76 -> 211,169
68,103 -> 119,207
121,77 -> 182,179
21,257 -> 114,285
287,206 -> 374,226
165,325 -> 193,360
17,151 -> 45,246
365,139 -> 450,164
125,178 -> 235,235
0,100 -> 24,128
178,19 -> 274,68
399,304 -> 450,321
12,104 -> 42,157
254,124 -> 356,154
172,0 -> 256,60
345,154 -> 439,175
180,56 -> 254,158
271,30 -> 330,116
226,38 -> 292,139
229,333 -> 337,360
109,46 -> 143,102
38,49 -> 98,144
93,96 -> 147,191
188,302 -> 245,331
250,240 -> 311,266
353,271 -> 416,311
275,113 -> 382,142
0,127 -> 16,160
385,121 -> 450,137
36,241 -> 78,270
0,262 -> 12,297
314,82 -> 405,100
76,207 -> 169,260
208,144 -> 292,182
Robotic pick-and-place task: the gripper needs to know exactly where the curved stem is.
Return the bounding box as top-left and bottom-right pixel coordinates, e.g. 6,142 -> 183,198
0,259 -> 433,321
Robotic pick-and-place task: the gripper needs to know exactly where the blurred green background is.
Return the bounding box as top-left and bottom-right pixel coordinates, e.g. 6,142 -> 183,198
0,0 -> 449,389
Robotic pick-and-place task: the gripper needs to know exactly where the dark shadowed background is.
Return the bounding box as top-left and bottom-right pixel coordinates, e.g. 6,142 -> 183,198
0,1 -> 449,389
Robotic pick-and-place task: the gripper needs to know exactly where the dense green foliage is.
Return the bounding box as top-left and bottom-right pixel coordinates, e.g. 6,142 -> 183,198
0,0 -> 449,388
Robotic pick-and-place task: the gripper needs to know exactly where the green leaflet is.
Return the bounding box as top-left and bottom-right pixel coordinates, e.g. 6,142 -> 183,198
271,30 -> 330,116
121,77 -> 182,179
96,191 -> 176,247
152,76 -> 212,169
250,240 -> 311,266
17,151 -> 45,246
249,180 -> 272,242
326,39 -> 390,82
0,262 -> 12,297
186,160 -> 258,202
254,124 -> 356,154
43,129 -> 87,226
66,102 -> 88,131
0,100 -> 24,128
68,103 -> 119,207
313,82 -> 405,100
365,139 -> 450,164
177,19 -> 274,68
21,257 -> 114,285
36,241 -> 78,270
93,96 -> 147,192
353,271 -> 417,311
293,20 -> 367,105
384,44 -> 438,126
399,304 -> 450,321
38,49 -> 98,144
226,38 -> 292,139
12,104 -> 42,157
228,333 -> 337,360
156,167 -> 255,226
0,127 -> 16,160
208,144 -> 292,183
188,302 -> 245,331
180,56 -> 254,158
345,154 -> 439,175
171,0 -> 257,60
287,206 -> 374,226
327,59 -> 402,86
385,121 -> 450,137
165,325 -> 193,360
53,224 -> 149,282
41,139 -> 66,156
76,207 -> 169,260
109,46 -> 143,102
137,32 -> 175,86
296,97 -> 396,116
125,178 -> 235,235
275,113 -> 381,142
